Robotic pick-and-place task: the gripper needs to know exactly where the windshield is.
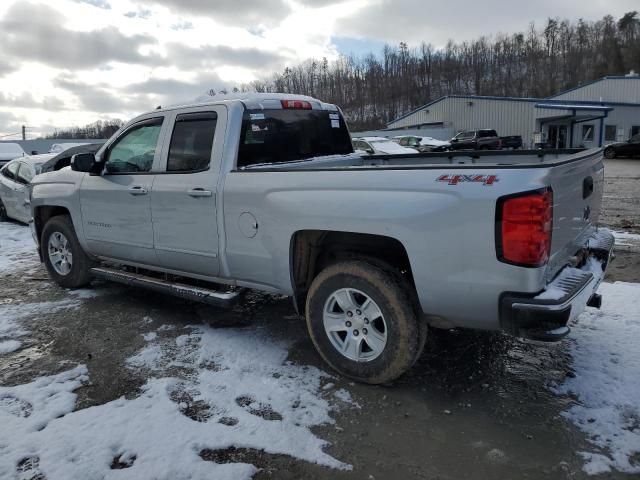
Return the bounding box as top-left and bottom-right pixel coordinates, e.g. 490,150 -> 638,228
237,109 -> 353,168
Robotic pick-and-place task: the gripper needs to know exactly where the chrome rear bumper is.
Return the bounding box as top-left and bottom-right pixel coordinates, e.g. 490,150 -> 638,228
500,229 -> 614,341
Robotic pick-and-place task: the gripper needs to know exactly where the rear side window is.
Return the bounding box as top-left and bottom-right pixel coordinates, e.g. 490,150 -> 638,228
167,112 -> 217,172
237,109 -> 353,168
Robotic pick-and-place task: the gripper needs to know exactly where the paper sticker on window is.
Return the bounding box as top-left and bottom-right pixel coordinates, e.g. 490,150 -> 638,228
250,113 -> 265,120
329,113 -> 340,120
251,124 -> 261,132
331,119 -> 340,128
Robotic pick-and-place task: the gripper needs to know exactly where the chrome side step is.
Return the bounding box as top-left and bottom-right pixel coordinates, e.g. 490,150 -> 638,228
90,267 -> 243,307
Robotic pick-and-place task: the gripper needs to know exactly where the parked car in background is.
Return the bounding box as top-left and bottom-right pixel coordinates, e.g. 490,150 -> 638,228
603,133 -> 640,159
0,154 -> 51,223
500,135 -> 523,149
40,143 -> 105,173
353,137 -> 416,155
392,135 -> 450,152
48,143 -> 96,154
449,129 -> 502,150
0,142 -> 26,167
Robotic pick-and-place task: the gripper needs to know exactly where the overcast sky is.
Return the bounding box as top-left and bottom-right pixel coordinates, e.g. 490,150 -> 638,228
0,0 -> 637,138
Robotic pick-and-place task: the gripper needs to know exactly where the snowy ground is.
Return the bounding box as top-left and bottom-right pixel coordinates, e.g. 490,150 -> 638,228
1,216 -> 639,478
0,220 -> 354,480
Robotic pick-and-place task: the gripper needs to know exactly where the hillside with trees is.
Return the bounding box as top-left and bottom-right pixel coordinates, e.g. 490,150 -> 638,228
254,12 -> 640,130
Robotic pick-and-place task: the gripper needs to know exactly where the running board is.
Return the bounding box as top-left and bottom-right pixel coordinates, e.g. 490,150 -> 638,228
90,267 -> 243,307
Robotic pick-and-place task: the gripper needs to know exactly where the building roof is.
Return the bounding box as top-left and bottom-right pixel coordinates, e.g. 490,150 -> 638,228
387,78 -> 640,127
546,75 -> 640,99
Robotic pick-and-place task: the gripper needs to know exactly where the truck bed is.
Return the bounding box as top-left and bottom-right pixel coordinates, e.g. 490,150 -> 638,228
240,148 -> 594,171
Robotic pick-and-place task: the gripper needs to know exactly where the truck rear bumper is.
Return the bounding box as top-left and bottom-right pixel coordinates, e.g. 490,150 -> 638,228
499,229 -> 614,342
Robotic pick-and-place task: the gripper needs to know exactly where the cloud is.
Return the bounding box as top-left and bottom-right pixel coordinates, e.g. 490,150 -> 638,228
0,111 -> 23,137
335,0 -> 640,45
73,0 -> 111,9
0,92 -> 65,111
166,43 -> 288,70
124,9 -> 152,19
124,74 -> 226,105
0,2 -> 161,69
0,57 -> 19,78
53,74 -> 152,114
134,0 -> 291,25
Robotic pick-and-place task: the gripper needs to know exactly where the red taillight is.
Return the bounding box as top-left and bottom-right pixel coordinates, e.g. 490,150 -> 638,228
280,99 -> 312,110
497,188 -> 553,267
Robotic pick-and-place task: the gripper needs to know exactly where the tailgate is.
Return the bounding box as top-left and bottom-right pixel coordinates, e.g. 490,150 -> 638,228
546,149 -> 605,279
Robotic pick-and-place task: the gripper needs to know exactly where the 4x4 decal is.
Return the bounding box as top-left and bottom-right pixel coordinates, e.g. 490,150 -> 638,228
436,174 -> 499,186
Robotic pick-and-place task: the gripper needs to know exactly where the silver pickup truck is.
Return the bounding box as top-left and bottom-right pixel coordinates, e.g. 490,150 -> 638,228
29,93 -> 614,384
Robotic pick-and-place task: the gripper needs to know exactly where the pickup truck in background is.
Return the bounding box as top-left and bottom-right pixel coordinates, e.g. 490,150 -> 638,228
29,93 -> 614,384
500,135 -> 523,149
449,129 -> 503,150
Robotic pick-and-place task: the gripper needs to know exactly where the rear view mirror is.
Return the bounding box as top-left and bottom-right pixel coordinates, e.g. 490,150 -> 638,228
71,153 -> 97,173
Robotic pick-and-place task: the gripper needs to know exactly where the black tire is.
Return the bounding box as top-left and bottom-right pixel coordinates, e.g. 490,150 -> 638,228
305,260 -> 425,384
0,198 -> 7,221
604,147 -> 616,159
41,215 -> 93,288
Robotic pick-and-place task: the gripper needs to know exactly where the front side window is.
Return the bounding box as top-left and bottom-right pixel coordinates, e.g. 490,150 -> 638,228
105,118 -> 163,173
16,163 -> 34,184
604,125 -> 617,142
167,112 -> 217,172
632,126 -> 640,138
237,108 -> 352,168
582,125 -> 594,142
3,161 -> 19,180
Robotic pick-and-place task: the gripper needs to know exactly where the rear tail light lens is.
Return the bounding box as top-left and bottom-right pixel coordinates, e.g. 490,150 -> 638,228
497,188 -> 553,267
280,100 -> 312,110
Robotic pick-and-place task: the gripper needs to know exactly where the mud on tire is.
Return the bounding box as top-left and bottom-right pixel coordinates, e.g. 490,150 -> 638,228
41,215 -> 94,288
305,260 -> 425,384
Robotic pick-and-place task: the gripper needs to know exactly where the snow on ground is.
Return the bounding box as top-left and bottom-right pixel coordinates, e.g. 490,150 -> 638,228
554,281 -> 640,475
612,230 -> 640,248
0,221 -> 38,274
0,323 -> 353,480
0,298 -> 82,355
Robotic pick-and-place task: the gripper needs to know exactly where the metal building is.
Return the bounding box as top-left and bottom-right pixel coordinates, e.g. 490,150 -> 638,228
386,73 -> 640,148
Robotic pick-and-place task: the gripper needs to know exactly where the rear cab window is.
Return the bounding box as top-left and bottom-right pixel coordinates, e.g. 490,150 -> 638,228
237,106 -> 353,168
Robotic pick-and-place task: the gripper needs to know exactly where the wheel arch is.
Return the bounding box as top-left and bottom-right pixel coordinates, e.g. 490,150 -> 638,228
33,205 -> 72,244
289,230 -> 417,315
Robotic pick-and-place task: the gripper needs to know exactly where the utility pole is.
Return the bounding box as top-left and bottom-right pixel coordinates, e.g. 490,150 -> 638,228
21,125 -> 26,140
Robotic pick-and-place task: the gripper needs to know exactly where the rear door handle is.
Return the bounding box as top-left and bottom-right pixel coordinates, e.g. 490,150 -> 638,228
188,188 -> 212,197
128,185 -> 148,195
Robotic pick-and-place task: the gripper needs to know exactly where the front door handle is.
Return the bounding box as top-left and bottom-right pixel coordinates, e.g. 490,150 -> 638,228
128,185 -> 148,195
188,188 -> 212,197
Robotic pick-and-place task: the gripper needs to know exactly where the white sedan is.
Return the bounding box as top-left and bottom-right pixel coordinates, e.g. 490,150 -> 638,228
0,154 -> 52,224
352,137 -> 416,155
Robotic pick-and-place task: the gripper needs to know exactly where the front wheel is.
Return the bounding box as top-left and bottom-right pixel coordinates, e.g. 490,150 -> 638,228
604,147 -> 616,159
305,260 -> 425,384
0,199 -> 8,221
41,215 -> 93,288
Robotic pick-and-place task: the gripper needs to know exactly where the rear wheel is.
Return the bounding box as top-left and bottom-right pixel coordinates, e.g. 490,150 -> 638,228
604,147 -> 616,159
42,215 -> 93,288
305,260 -> 425,384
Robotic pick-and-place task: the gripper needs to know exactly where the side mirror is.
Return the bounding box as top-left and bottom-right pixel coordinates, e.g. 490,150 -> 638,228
71,153 -> 97,173
366,148 -> 375,154
31,150 -> 38,155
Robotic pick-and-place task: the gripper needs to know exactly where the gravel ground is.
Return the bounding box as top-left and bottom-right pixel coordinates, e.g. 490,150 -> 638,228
0,158 -> 639,479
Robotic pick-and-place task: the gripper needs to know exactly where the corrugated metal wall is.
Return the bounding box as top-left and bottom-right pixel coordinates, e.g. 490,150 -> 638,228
388,97 -> 540,146
551,78 -> 640,103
